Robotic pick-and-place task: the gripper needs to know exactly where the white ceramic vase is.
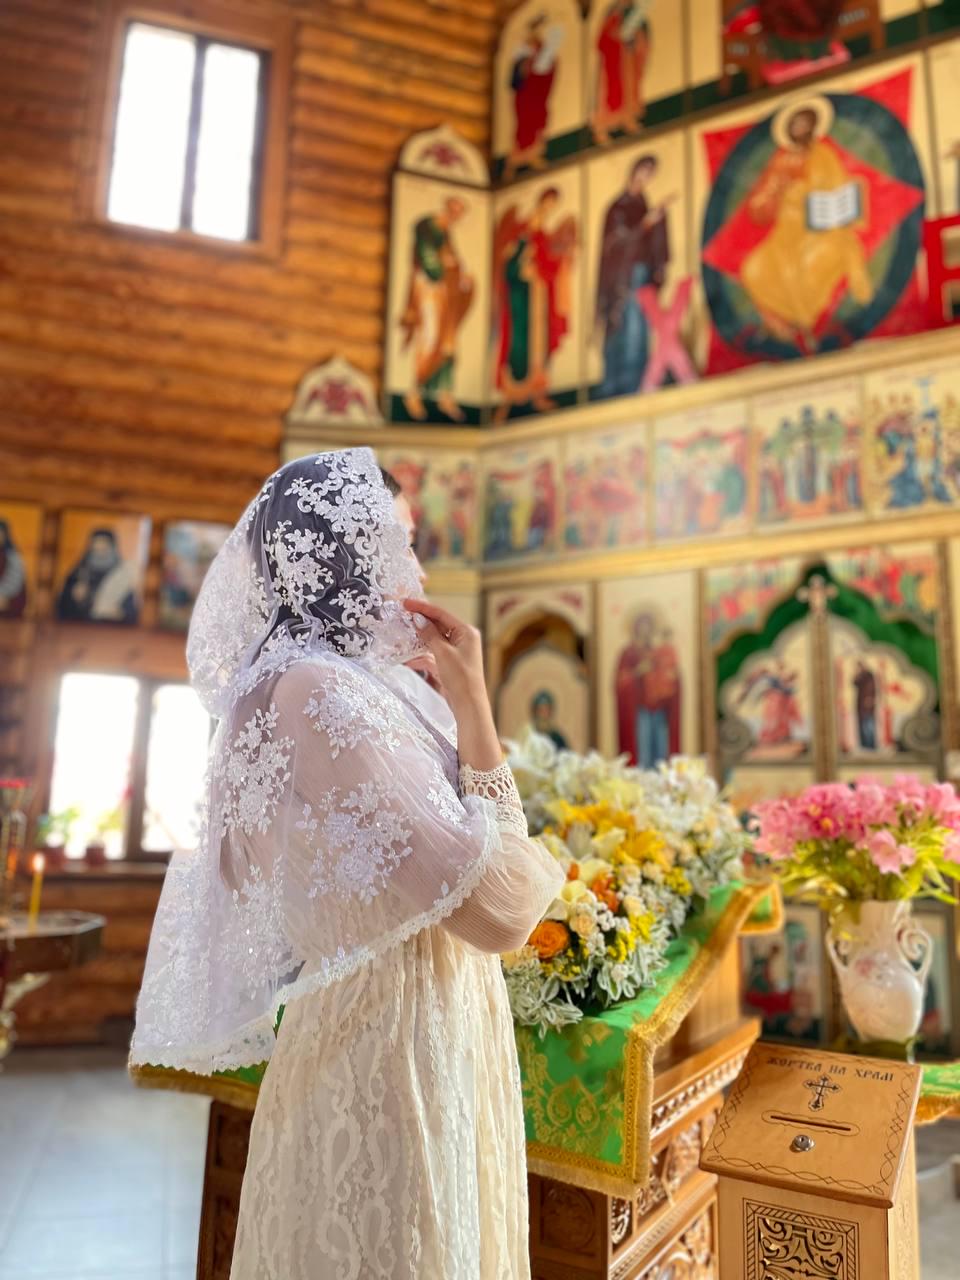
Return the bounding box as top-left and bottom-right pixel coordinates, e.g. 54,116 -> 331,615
825,899 -> 933,1045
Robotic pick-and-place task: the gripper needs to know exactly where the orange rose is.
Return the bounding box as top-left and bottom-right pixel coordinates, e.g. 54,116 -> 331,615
591,875 -> 619,913
528,920 -> 571,960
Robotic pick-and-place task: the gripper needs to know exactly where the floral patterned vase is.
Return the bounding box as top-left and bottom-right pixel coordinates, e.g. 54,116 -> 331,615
825,900 -> 933,1045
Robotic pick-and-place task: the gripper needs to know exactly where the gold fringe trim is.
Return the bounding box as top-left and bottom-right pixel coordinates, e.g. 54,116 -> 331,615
916,1093 -> 960,1126
130,1063 -> 259,1112
739,883 -> 784,935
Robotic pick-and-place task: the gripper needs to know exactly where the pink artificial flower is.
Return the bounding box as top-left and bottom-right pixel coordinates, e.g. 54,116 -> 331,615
798,783 -> 861,842
944,831 -> 960,865
866,829 -> 915,875
926,782 -> 960,830
890,774 -> 927,817
852,780 -> 895,828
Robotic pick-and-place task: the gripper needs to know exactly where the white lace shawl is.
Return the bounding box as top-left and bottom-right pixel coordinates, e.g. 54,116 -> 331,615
130,449 -> 563,1072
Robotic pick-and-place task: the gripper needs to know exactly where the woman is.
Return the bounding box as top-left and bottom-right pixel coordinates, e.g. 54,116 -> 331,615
130,448 -> 564,1279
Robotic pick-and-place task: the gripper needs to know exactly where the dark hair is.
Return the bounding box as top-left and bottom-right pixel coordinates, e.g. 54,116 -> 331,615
379,467 -> 402,498
538,186 -> 561,205
631,154 -> 657,179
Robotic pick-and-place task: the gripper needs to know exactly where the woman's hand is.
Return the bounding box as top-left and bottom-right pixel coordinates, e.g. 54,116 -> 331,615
403,599 -> 503,770
403,599 -> 486,713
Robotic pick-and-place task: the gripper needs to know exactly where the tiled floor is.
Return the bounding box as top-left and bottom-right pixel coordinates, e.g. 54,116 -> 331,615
0,1048 -> 208,1279
1,1046 -> 959,1278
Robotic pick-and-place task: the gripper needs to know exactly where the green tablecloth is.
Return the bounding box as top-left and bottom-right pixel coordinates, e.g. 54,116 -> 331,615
918,1061 -> 960,1124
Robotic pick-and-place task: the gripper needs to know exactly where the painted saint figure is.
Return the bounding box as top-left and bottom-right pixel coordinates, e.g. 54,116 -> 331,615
57,528 -> 139,624
737,660 -> 803,747
741,99 -> 873,349
616,611 -> 681,768
0,520 -> 27,618
505,13 -> 564,179
593,1 -> 651,144
595,155 -> 672,399
531,690 -> 569,749
853,659 -> 877,751
399,197 -> 474,423
494,187 -> 578,421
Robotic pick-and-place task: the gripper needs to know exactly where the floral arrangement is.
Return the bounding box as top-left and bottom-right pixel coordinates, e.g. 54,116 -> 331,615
502,732 -> 748,1035
752,776 -> 960,913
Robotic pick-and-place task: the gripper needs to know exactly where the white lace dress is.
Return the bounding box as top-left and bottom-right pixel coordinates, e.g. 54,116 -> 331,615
228,667 -> 564,1280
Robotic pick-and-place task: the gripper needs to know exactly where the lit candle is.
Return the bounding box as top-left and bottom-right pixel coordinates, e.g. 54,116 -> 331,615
27,852 -> 45,932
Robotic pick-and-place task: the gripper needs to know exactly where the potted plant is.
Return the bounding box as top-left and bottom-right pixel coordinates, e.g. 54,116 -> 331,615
85,803 -> 124,866
752,776 -> 960,1053
34,808 -> 79,871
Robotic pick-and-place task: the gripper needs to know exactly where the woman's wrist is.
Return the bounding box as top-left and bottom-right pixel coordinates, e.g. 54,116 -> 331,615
452,690 -> 503,772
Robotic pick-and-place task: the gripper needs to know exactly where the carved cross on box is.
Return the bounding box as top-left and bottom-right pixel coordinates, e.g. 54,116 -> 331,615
804,1074 -> 842,1112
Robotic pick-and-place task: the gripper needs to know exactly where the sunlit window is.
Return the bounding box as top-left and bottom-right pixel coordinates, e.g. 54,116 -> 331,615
49,674 -> 138,858
141,684 -> 211,853
107,22 -> 265,241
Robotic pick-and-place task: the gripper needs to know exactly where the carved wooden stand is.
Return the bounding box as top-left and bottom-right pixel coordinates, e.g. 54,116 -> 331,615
528,1021 -> 757,1280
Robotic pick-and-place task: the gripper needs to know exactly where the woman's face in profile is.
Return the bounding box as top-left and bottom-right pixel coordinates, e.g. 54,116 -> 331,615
394,495 -> 426,590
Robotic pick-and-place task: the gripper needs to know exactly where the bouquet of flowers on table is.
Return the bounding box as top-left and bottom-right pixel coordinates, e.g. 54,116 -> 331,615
501,731 -> 748,1035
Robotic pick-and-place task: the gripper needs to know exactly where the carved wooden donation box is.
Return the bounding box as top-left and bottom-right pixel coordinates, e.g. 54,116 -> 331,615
699,1042 -> 922,1280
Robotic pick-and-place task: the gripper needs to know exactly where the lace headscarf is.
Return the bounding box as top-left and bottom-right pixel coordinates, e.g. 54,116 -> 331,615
187,448 -> 425,717
131,447 -> 528,1073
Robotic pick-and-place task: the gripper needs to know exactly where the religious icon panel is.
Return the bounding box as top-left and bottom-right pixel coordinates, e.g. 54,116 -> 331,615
54,511 -> 150,626
688,1 -> 920,110
707,558 -> 814,771
584,131 -> 696,402
497,644 -> 590,753
491,168 -> 584,419
159,521 -> 231,631
378,448 -> 478,567
929,37 -> 960,217
753,376 -> 864,527
865,355 -> 960,515
384,170 -> 491,426
562,424 -> 647,551
741,901 -> 829,1047
597,571 -> 698,765
487,584 -> 591,752
0,502 -> 43,620
585,0 -> 686,147
825,541 -> 941,764
691,56 -> 932,378
482,440 -> 561,560
492,0 -> 585,180
910,901 -> 957,1059
653,400 -> 751,540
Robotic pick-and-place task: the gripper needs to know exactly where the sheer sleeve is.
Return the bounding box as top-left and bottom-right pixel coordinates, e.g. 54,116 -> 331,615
273,661 -> 564,958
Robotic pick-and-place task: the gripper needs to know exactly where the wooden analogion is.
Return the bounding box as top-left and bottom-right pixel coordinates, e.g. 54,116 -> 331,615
700,1042 -> 922,1280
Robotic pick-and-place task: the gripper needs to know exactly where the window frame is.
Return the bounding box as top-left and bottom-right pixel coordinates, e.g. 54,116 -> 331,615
45,668 -> 210,862
81,0 -> 291,258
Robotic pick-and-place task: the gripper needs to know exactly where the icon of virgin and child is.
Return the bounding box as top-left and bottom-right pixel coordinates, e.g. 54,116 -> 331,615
615,609 -> 682,768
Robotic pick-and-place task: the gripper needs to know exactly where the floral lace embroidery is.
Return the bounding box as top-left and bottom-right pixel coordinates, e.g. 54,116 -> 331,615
298,782 -> 414,904
460,762 -> 528,840
427,769 -> 468,829
303,667 -> 403,758
218,704 -> 293,836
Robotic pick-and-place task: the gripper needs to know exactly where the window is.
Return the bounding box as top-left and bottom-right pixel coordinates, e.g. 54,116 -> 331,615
48,673 -> 211,859
86,2 -> 291,254
108,22 -> 266,241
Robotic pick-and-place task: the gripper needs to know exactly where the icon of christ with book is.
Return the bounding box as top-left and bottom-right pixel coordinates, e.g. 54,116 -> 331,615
740,97 -> 873,349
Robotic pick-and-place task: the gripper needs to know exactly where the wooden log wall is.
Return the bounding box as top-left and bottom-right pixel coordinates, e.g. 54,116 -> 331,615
0,0 -> 498,780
